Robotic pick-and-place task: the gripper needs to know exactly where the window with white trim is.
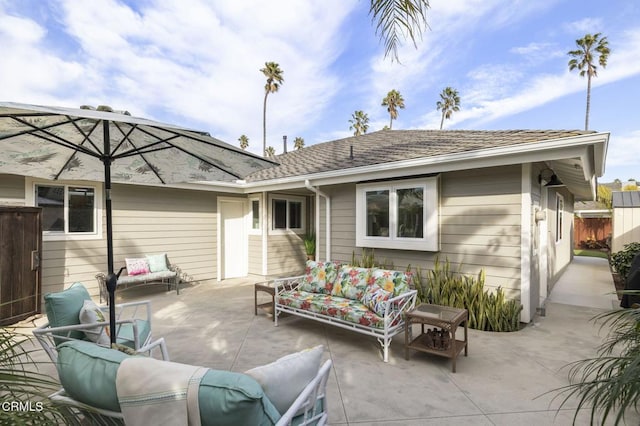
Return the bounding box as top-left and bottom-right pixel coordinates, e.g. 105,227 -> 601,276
34,184 -> 100,239
248,197 -> 261,234
269,195 -> 305,234
356,177 -> 439,251
555,193 -> 564,243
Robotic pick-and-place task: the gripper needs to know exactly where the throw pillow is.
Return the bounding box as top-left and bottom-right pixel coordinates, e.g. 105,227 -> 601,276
125,258 -> 150,276
245,345 -> 324,415
300,261 -> 339,294
78,299 -> 110,346
370,269 -> 413,296
332,266 -> 371,299
146,253 -> 169,273
361,284 -> 392,317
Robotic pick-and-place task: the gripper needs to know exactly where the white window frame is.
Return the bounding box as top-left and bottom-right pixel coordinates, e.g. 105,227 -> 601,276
25,178 -> 103,242
248,195 -> 261,235
555,193 -> 564,243
268,194 -> 305,235
356,177 -> 439,251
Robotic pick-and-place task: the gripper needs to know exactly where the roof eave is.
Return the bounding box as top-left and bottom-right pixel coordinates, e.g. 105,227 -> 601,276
240,132 -> 609,192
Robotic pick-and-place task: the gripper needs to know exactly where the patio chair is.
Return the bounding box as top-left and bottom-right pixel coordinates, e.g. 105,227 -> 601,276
33,282 -> 169,363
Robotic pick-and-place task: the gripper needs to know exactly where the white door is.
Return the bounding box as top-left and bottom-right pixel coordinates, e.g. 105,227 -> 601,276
221,200 -> 247,279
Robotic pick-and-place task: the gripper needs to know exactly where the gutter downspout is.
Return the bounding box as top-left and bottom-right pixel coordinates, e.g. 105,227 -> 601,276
305,180 -> 330,261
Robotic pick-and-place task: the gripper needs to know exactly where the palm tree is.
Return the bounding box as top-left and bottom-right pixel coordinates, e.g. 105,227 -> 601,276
381,89 -> 405,129
568,33 -> 610,130
265,146 -> 276,157
238,134 -> 249,150
369,0 -> 430,61
348,110 -> 370,136
436,87 -> 461,130
293,137 -> 305,150
260,62 -> 284,157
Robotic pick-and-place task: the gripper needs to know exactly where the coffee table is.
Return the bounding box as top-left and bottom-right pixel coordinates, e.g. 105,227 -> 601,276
404,303 -> 468,372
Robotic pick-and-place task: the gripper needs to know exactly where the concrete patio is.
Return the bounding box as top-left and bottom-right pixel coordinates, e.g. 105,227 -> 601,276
25,256 -> 639,425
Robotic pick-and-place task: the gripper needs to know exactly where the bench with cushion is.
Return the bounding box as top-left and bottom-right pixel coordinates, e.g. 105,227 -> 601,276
96,253 -> 182,302
272,260 -> 418,362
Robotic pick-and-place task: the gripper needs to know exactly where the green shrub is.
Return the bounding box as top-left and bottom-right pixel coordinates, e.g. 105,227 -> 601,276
0,328 -> 76,424
350,249 -> 393,269
610,242 -> 640,280
417,258 -> 523,332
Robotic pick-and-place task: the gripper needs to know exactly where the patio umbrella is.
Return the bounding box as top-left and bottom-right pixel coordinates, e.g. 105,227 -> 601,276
0,101 -> 277,344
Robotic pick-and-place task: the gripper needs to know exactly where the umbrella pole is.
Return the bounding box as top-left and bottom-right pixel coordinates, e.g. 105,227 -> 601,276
103,120 -> 117,346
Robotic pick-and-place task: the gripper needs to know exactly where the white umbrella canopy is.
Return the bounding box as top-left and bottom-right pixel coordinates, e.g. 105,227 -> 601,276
0,101 -> 277,344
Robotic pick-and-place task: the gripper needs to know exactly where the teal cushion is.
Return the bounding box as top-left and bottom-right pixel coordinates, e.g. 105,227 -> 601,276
199,370 -> 281,426
57,340 -> 132,412
115,320 -> 151,349
45,282 -> 91,340
146,253 -> 169,273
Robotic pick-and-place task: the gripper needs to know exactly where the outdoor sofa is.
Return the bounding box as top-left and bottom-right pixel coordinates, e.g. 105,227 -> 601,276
49,340 -> 332,426
272,260 -> 418,362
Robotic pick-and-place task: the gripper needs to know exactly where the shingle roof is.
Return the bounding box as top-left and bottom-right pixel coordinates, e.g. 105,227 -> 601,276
247,129 -> 593,182
613,191 -> 640,208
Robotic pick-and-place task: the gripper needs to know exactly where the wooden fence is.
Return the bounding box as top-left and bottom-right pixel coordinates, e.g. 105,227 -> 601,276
574,217 -> 611,249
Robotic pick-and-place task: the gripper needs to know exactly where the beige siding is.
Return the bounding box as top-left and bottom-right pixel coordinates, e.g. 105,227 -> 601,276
34,183 -> 219,297
328,166 -> 523,300
612,207 -> 640,253
248,235 -> 262,275
266,234 -> 306,276
0,174 -> 26,205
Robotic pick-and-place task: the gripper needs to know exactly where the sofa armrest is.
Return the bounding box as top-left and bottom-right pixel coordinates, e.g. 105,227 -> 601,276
272,275 -> 305,295
381,289 -> 418,321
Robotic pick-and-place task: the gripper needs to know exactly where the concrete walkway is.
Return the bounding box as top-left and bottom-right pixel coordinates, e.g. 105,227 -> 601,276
25,256 -> 639,425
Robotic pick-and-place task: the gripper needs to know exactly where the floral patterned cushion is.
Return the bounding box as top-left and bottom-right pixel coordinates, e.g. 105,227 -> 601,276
277,291 -> 385,329
299,261 -> 340,294
361,284 -> 392,317
331,267 -> 372,300
370,269 -> 413,297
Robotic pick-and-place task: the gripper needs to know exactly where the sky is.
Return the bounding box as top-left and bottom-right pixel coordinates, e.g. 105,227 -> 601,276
0,0 -> 639,183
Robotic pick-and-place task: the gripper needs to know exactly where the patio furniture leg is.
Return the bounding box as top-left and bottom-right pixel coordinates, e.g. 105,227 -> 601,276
378,338 -> 390,363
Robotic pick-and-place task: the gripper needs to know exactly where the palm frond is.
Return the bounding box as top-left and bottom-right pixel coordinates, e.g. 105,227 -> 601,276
369,0 -> 430,61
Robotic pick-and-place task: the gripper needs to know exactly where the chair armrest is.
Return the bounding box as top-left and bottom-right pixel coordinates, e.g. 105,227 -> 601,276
33,318 -> 142,363
99,300 -> 152,323
136,337 -> 170,361
276,359 -> 332,426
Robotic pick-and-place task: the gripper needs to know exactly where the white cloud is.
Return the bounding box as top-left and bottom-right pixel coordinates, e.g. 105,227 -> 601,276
564,18 -> 603,35
606,130 -> 640,168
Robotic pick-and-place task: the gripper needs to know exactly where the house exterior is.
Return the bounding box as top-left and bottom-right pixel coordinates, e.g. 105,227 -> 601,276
0,129 -> 609,323
611,191 -> 640,252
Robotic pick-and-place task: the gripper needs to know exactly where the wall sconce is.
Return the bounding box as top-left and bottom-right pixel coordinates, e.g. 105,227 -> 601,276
538,168 -> 564,188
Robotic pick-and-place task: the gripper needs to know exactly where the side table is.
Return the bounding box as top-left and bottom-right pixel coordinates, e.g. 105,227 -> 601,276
254,282 -> 276,321
404,303 -> 468,372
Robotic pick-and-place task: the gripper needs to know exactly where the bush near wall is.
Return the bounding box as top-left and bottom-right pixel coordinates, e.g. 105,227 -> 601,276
610,242 -> 640,280
414,258 -> 523,332
349,251 -> 523,332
